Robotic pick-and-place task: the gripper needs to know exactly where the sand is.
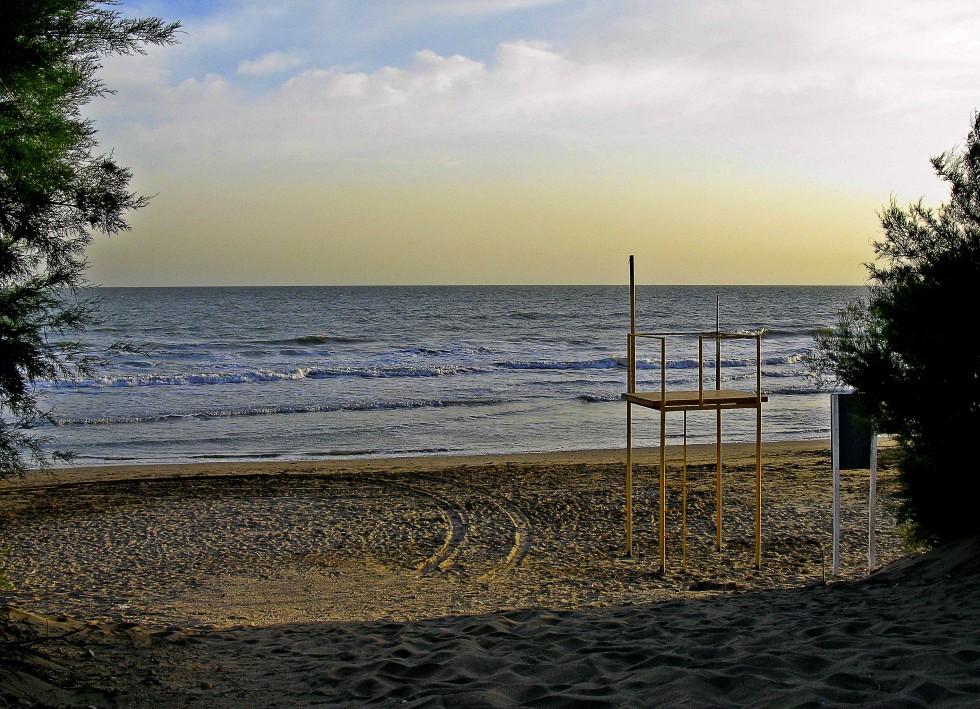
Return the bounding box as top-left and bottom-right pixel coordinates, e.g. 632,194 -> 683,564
2,441 -> 978,707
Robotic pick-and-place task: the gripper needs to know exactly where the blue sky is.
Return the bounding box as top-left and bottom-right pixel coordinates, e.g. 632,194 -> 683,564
121,1 -> 588,83
87,1 -> 980,285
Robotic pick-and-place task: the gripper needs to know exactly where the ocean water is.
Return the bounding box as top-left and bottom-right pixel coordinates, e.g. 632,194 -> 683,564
37,286 -> 863,465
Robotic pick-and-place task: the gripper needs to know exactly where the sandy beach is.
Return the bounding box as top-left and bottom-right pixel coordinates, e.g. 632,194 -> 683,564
2,440 -> 978,706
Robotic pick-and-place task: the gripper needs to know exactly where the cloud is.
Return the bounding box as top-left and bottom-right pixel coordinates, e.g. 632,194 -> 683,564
236,51 -> 303,77
86,0 -> 980,286
93,0 -> 980,203
403,0 -> 566,18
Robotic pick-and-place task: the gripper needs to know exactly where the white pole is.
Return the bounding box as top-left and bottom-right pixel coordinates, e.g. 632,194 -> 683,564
831,394 -> 841,576
869,434 -> 878,572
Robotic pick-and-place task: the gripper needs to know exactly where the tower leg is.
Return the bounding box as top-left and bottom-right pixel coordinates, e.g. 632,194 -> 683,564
626,402 -> 633,557
659,405 -> 667,572
682,411 -> 688,571
755,402 -> 763,569
715,408 -> 723,551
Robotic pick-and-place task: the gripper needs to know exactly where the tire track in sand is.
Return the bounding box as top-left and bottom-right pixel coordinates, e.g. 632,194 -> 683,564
371,474 -> 531,581
376,478 -> 472,574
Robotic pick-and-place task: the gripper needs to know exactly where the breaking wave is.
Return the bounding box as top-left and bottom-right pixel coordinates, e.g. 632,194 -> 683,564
55,397 -> 508,425
45,364 -> 486,389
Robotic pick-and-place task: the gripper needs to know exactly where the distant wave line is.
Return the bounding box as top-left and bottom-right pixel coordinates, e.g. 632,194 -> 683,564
43,364 -> 488,388
53,397 -> 509,426
42,353 -> 810,389
495,353 -> 806,371
265,334 -> 374,345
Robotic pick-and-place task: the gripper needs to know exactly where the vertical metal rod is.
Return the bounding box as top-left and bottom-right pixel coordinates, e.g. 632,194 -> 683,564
831,394 -> 841,576
629,256 -> 636,392
715,294 -> 721,389
715,295 -> 722,552
629,257 -> 636,339
756,334 -> 763,397
716,409 -> 723,551
755,333 -> 763,569
659,337 -> 667,572
869,434 -> 878,572
659,402 -> 667,573
628,339 -> 634,392
698,337 -> 704,404
682,410 -> 688,571
626,400 -> 633,557
626,255 -> 636,557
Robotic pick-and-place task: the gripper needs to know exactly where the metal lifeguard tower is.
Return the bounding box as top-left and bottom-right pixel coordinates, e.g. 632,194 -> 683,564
622,256 -> 767,571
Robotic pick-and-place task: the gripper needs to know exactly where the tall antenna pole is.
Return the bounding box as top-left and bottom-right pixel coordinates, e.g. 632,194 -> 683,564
626,255 -> 636,556
630,258 -> 636,337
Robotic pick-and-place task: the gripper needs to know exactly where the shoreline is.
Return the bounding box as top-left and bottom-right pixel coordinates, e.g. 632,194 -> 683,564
9,439 -> 839,488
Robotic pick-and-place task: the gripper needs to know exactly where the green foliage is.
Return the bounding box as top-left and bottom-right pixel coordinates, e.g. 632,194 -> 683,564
0,1 -> 178,476
814,112 -> 980,545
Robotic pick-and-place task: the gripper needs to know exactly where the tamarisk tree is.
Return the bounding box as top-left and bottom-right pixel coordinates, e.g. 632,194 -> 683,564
814,112 -> 980,545
0,1 -> 178,475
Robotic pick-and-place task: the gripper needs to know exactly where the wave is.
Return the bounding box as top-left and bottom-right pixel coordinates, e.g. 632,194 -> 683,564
764,386 -> 832,395
308,365 -> 484,379
759,327 -> 828,337
495,357 -> 625,371
66,446 -> 454,462
263,334 -> 373,346
54,397 -> 508,426
191,446 -> 453,460
45,364 -> 486,389
398,346 -> 493,357
492,356 -> 775,371
577,393 -> 621,403
765,353 -> 807,365
43,351 -> 813,390
495,357 -> 669,371
181,450 -> 380,460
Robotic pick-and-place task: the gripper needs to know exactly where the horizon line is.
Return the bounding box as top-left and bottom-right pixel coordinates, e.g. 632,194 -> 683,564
87,283 -> 867,289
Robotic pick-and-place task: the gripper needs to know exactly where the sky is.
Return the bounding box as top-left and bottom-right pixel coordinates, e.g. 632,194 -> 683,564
84,0 -> 980,286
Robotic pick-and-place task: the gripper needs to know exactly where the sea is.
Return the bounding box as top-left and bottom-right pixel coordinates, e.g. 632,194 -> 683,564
36,286 -> 864,466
